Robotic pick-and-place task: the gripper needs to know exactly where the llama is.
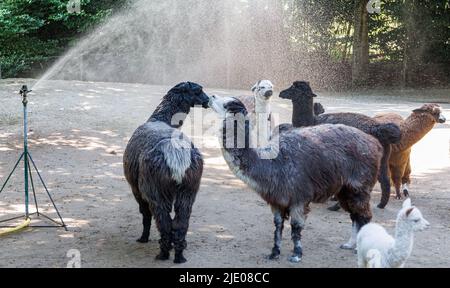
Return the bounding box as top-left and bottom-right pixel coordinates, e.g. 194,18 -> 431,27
209,94 -> 383,262
279,81 -> 402,209
357,198 -> 430,268
373,104 -> 446,199
235,80 -> 275,147
123,82 -> 209,263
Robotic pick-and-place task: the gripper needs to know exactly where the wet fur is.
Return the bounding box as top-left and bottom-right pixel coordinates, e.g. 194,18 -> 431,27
279,81 -> 401,208
123,82 -> 208,263
212,96 -> 383,262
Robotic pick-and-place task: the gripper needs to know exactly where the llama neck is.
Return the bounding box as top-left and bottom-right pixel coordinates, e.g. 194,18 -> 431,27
220,117 -> 271,195
292,99 -> 315,127
148,98 -> 190,128
387,219 -> 414,267
255,97 -> 270,113
393,114 -> 436,152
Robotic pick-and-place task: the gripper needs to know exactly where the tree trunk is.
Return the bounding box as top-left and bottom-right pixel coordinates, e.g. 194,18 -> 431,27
342,22 -> 352,63
402,0 -> 420,87
352,0 -> 369,87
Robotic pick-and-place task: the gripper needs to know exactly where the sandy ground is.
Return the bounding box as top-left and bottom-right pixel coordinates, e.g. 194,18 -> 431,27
0,78 -> 449,268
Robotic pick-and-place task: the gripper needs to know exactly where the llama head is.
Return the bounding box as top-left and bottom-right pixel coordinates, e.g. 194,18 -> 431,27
398,198 -> 430,231
209,95 -> 248,119
279,81 -> 317,103
314,102 -> 325,115
412,103 -> 446,124
251,80 -> 274,100
167,82 -> 210,109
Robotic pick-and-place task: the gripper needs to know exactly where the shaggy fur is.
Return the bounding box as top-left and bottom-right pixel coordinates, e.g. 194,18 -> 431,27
357,198 -> 430,268
235,80 -> 275,147
209,95 -> 383,263
279,81 -> 402,208
123,82 -> 209,263
373,104 -> 446,198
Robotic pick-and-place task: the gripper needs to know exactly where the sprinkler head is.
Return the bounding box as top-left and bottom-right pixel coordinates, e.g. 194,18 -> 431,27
20,85 -> 30,95
19,85 -> 32,105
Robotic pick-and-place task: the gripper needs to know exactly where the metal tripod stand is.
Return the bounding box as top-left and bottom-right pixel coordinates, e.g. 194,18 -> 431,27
0,85 -> 67,230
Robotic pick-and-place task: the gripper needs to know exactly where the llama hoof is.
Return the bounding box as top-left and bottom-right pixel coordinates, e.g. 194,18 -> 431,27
288,255 -> 302,263
327,203 -> 341,211
174,254 -> 187,264
267,247 -> 281,260
136,237 -> 149,243
267,254 -> 280,260
403,189 -> 409,197
155,251 -> 170,261
376,203 -> 386,209
340,243 -> 356,250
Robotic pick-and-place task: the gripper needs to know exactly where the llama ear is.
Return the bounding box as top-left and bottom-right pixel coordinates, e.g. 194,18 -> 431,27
170,82 -> 189,94
405,207 -> 414,217
251,83 -> 258,92
402,198 -> 412,208
225,100 -> 248,116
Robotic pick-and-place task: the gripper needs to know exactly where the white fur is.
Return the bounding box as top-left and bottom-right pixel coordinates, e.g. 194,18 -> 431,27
222,149 -> 261,191
357,198 -> 430,268
208,95 -> 235,119
145,121 -> 192,184
402,183 -> 409,193
251,80 -> 274,147
162,132 -> 192,184
341,222 -> 359,250
366,249 -> 382,268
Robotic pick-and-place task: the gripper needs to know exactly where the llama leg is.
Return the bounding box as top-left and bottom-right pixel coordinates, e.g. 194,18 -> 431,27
137,200 -> 152,243
340,221 -> 358,250
172,192 -> 196,264
402,157 -> 411,197
327,202 -> 341,211
341,212 -> 372,250
377,144 -> 392,209
389,162 -> 407,199
288,205 -> 307,263
338,189 -> 372,250
154,202 -> 173,260
357,251 -> 365,268
268,207 -> 284,260
391,173 -> 402,200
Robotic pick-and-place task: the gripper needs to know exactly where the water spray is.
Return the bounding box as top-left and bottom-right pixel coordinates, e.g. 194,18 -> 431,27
0,85 -> 67,235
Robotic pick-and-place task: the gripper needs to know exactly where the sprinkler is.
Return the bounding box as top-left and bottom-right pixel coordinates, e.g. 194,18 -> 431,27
0,84 -> 67,234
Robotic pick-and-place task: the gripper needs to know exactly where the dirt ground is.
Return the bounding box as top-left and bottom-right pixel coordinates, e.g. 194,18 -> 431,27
0,79 -> 449,268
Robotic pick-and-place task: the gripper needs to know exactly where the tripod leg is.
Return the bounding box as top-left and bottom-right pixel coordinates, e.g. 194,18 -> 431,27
0,153 -> 25,194
27,153 -> 67,231
27,159 -> 39,216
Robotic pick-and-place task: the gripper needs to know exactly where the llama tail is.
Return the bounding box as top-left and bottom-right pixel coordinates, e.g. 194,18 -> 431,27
366,249 -> 382,268
371,123 -> 401,145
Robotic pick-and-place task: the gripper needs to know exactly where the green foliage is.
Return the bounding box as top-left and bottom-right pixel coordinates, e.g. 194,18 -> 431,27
0,0 -> 448,84
0,0 -> 127,77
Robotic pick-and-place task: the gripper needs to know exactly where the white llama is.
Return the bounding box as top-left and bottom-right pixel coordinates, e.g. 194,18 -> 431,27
357,198 -> 430,268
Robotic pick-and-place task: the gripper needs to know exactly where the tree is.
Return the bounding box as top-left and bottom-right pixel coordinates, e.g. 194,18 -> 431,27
352,0 -> 369,86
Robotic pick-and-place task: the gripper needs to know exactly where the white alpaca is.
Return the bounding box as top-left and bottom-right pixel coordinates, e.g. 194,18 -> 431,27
236,80 -> 275,147
357,198 -> 430,268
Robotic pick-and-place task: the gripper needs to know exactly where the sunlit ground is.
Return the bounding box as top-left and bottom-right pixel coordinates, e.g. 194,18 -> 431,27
0,79 -> 449,268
